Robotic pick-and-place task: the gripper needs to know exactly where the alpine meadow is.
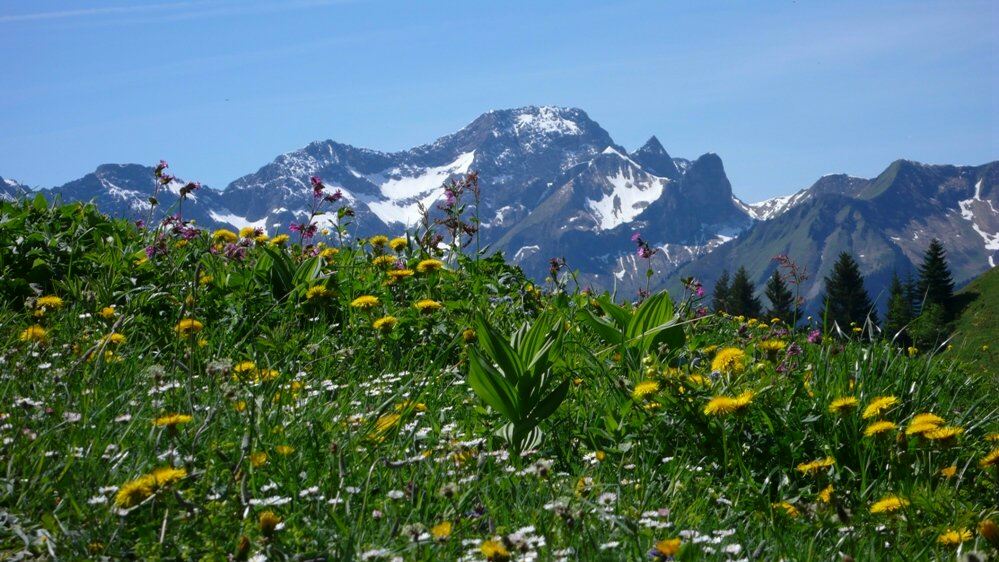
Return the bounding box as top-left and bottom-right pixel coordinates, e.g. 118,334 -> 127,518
1,1 -> 998,560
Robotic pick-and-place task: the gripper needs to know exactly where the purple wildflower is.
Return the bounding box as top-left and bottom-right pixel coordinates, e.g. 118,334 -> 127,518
807,329 -> 822,344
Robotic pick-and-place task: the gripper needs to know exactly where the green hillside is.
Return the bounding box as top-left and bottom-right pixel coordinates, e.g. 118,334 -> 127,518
950,266 -> 999,376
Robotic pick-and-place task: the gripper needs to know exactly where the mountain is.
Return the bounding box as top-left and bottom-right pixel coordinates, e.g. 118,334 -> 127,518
949,266 -> 999,375
3,106 -> 996,308
1,176 -> 29,201
669,160 -> 998,312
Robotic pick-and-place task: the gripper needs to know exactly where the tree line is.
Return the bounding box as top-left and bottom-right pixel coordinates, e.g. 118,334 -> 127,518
710,239 -> 959,347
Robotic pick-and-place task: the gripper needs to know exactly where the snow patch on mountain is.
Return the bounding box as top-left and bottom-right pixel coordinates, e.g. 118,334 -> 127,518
740,189 -> 810,221
366,151 -> 475,225
514,106 -> 582,137
209,211 -> 270,231
586,167 -> 667,230
958,179 -> 999,258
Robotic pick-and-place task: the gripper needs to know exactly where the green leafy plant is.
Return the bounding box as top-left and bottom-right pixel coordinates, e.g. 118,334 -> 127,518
580,290 -> 685,370
466,312 -> 570,451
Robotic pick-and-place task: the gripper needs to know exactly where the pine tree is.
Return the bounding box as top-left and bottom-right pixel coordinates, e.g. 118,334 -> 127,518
917,238 -> 955,318
729,266 -> 762,318
764,269 -> 794,324
822,252 -> 877,331
712,270 -> 731,313
883,272 -> 914,345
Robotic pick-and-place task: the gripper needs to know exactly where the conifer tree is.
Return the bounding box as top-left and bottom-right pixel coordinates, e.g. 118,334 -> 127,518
822,252 -> 876,330
764,269 -> 795,324
883,272 -> 914,345
712,270 -> 731,313
729,266 -> 762,318
917,238 -> 955,317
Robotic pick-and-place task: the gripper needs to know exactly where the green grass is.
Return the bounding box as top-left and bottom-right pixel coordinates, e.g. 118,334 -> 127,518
0,198 -> 997,561
950,266 -> 999,376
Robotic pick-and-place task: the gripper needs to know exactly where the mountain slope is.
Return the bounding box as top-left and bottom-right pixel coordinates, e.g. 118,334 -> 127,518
949,266 -> 999,375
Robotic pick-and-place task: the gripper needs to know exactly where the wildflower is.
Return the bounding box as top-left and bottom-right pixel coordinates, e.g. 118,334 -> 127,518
772,501 -> 799,517
906,413 -> 945,435
939,465 -> 957,478
862,396 -> 899,419
389,237 -> 408,252
153,413 -> 193,427
19,325 -> 47,343
828,396 -> 859,414
923,426 -> 964,442
936,528 -> 972,546
102,332 -> 126,345
652,538 -> 682,558
980,519 -> 999,547
703,391 -> 754,416
807,329 -> 822,344
258,511 -> 281,537
863,420 -> 897,437
99,306 -> 116,319
431,521 -> 452,541
372,255 -> 396,267
114,474 -> 156,508
275,445 -> 295,456
414,299 -> 443,313
818,485 -> 834,503
35,295 -> 64,310
212,229 -> 238,243
711,347 -> 747,374
480,539 -> 510,561
758,339 -> 786,354
373,413 -> 401,437
416,259 -> 445,273
985,432 -> 999,442
369,235 -> 389,248
462,328 -> 477,343
372,315 -> 397,332
388,268 -> 413,281
319,247 -> 338,259
350,295 -> 380,309
980,446 -> 999,468
632,380 -> 660,400
869,494 -> 909,514
174,318 -> 204,337
151,466 -> 187,486
796,456 -> 835,475
250,452 -> 268,468
306,285 -> 331,300
269,234 -> 290,246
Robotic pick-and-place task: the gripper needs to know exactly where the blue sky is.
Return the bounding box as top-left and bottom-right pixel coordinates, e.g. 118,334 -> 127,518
1,0 -> 995,201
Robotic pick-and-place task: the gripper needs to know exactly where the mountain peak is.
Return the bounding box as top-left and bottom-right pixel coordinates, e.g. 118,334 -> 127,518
630,135 -> 679,180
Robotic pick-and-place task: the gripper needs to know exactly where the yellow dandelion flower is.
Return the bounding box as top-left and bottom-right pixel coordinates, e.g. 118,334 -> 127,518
796,456 -> 836,475
939,465 -> 957,478
936,528 -> 972,546
431,521 -> 452,541
250,451 -> 268,468
389,237 -> 408,252
686,374 -> 712,387
371,412 -> 401,439
350,295 -> 380,309
711,347 -> 747,374
414,299 -> 443,313
654,538 -> 682,556
269,234 -> 290,246
980,446 -> 999,469
153,413 -> 193,427
198,274 -> 213,286
174,318 -> 204,337
632,380 -> 660,400
319,247 -> 338,259
102,332 -> 127,345
275,445 -> 295,456
480,539 -> 510,561
416,258 -> 445,273
869,494 -> 909,514
369,235 -> 389,247
703,391 -> 754,416
36,295 -> 64,309
232,360 -> 257,377
114,474 -> 156,508
818,485 -> 834,503
372,315 -> 397,332
772,501 -> 799,517
99,306 -> 117,319
863,420 -> 897,437
258,511 -> 281,537
906,413 -> 945,435
212,229 -> 238,243
758,339 -> 786,354
985,432 -> 999,442
461,328 -> 477,343
19,325 -> 47,343
255,233 -> 270,244
923,426 -> 964,442
372,255 -> 396,267
862,396 -> 899,419
151,466 -> 187,486
238,226 -> 258,238
306,285 -> 331,300
387,268 -> 415,281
